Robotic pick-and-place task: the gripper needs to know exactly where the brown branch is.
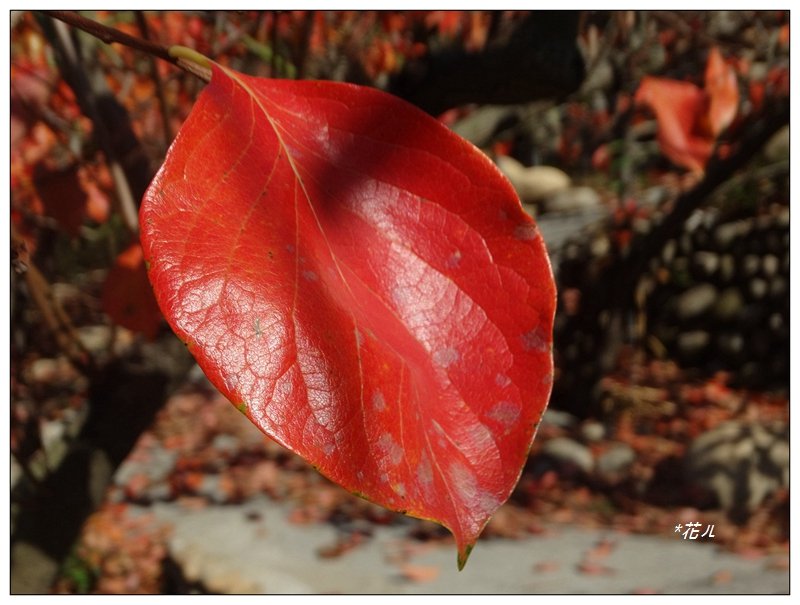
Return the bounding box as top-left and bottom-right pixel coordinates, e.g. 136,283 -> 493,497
11,228 -> 96,376
49,17 -> 141,234
44,10 -> 177,67
135,11 -> 174,146
44,10 -> 211,82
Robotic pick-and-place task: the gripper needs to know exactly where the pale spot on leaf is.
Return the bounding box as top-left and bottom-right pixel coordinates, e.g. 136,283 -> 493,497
372,391 -> 386,411
377,433 -> 403,466
521,326 -> 549,352
514,223 -> 540,241
447,462 -> 501,517
417,453 -> 433,487
487,400 -> 521,428
433,347 -> 460,368
445,250 -> 462,269
495,373 -> 512,388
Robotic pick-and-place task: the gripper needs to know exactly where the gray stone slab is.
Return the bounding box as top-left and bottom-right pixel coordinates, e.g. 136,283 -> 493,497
138,497 -> 788,594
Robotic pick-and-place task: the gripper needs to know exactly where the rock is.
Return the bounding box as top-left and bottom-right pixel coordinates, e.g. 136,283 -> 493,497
679,233 -> 693,255
774,206 -> 790,228
580,420 -> 606,443
685,420 -> 789,520
677,331 -> 710,357
540,437 -> 594,474
717,332 -> 744,361
589,234 -> 611,258
171,533 -> 264,593
707,10 -> 742,37
713,288 -> 743,321
661,239 -> 677,265
543,186 -> 602,214
693,251 -> 719,276
764,125 -> 790,162
742,254 -> 761,277
762,254 -> 780,277
676,284 -> 717,319
580,57 -> 614,92
495,156 -> 571,204
684,209 -> 705,233
541,409 -> 579,430
769,276 -> 788,300
641,185 -> 670,208
769,441 -> 790,485
632,216 -> 652,236
714,220 -> 750,249
596,443 -> 636,481
768,312 -> 784,332
25,357 -> 79,385
114,445 -> 177,489
719,254 -> 736,283
212,434 -> 241,457
749,278 -> 768,300
451,105 -> 517,147
197,475 -> 233,504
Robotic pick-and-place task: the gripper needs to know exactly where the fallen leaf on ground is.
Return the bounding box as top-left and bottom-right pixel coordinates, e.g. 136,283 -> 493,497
399,563 -> 441,583
577,561 -> 616,576
711,569 -> 733,585
533,560 -> 560,573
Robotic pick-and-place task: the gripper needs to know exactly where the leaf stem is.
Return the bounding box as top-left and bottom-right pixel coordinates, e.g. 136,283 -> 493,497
168,45 -> 214,81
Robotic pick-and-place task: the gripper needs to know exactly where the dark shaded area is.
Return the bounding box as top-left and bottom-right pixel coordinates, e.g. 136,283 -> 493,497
388,12 -> 586,116
10,339 -> 194,594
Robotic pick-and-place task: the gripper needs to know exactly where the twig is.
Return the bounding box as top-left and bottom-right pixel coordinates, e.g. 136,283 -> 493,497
11,227 -> 96,376
45,10 -> 176,67
135,10 -> 173,146
294,10 -> 316,80
50,17 -> 140,234
44,10 -> 211,82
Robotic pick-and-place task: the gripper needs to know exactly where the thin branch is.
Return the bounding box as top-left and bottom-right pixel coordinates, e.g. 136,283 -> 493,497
51,18 -> 140,234
45,10 -> 176,67
135,10 -> 174,146
294,10 -> 316,80
11,227 -> 96,376
44,10 -> 211,82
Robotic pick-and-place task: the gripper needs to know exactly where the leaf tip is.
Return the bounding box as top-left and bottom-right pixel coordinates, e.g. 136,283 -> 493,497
456,543 -> 474,571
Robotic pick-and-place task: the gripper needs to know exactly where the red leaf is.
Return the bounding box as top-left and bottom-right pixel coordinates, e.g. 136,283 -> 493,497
704,47 -> 739,137
102,243 -> 162,340
635,77 -> 712,173
635,47 -> 739,173
33,164 -> 87,237
140,62 -> 555,567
